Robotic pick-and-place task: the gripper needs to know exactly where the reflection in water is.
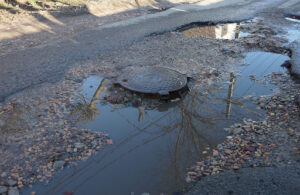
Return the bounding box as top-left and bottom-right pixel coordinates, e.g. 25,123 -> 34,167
226,72 -> 236,118
71,78 -> 106,122
181,23 -> 242,39
44,52 -> 290,195
65,78 -> 259,194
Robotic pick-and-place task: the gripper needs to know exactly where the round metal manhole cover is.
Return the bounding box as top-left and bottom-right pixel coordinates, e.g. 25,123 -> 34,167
116,66 -> 188,95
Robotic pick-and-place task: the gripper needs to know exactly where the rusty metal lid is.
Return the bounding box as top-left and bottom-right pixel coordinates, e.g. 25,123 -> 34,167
116,66 -> 188,95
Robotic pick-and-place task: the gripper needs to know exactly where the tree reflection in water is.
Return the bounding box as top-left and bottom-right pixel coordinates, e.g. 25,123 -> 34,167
70,76 -> 234,192
71,79 -> 106,123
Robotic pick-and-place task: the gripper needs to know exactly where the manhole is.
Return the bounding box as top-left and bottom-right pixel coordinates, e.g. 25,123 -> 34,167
115,66 -> 188,95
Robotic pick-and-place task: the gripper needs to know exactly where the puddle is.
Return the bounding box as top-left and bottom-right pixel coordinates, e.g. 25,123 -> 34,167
179,22 -> 249,39
32,52 -> 290,194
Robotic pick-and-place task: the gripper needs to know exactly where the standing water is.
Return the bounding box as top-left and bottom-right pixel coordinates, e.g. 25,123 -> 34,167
28,52 -> 289,195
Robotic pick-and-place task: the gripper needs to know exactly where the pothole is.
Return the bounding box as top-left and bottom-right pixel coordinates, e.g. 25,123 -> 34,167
64,51 -> 290,194
178,22 -> 249,39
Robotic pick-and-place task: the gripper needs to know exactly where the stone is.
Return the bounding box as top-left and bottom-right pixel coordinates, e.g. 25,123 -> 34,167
224,128 -> 231,132
213,150 -> 219,157
7,179 -> 17,186
262,121 -> 268,126
53,161 -> 65,170
233,165 -> 239,170
91,140 -> 98,147
74,142 -> 85,149
233,128 -> 243,135
0,186 -> 8,194
8,187 -> 19,195
224,149 -> 233,155
57,129 -> 65,134
0,120 -> 5,126
1,172 -> 7,177
185,177 -> 192,183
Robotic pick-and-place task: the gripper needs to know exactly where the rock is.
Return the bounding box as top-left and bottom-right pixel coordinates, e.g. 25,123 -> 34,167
246,146 -> 256,152
0,186 -> 8,194
8,187 -> 19,195
0,120 -> 5,126
1,172 -> 7,177
57,129 -> 65,134
233,128 -> 243,135
224,128 -> 231,132
213,150 -> 219,157
74,142 -> 85,149
53,160 -> 65,170
7,179 -> 17,186
233,165 -> 239,170
185,177 -> 192,183
224,149 -> 233,155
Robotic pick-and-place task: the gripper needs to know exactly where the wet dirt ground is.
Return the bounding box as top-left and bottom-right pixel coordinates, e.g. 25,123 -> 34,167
0,6 -> 300,195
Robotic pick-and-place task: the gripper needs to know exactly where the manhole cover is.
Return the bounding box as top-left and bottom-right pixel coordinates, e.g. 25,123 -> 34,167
116,66 -> 188,95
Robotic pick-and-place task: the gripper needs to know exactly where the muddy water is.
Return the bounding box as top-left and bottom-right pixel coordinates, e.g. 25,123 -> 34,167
30,52 -> 289,195
179,23 -> 249,39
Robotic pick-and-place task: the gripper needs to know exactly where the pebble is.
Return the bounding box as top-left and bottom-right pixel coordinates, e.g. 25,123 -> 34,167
74,142 -> 85,149
224,149 -> 233,155
53,161 -> 65,170
213,150 -> 219,156
233,128 -> 243,135
7,179 -> 17,186
1,172 -> 7,177
233,165 -> 239,170
91,140 -> 98,146
0,186 -> 8,194
0,119 -> 5,126
8,187 -> 19,195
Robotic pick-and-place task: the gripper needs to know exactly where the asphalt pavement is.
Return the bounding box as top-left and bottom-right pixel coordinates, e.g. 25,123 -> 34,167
0,0 -> 291,102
